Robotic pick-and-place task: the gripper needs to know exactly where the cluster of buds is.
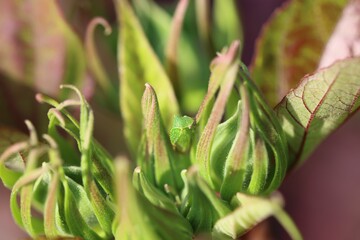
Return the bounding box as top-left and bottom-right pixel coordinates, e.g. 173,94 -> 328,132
195,42 -> 289,199
0,0 -> 301,238
133,41 -> 296,238
138,41 -> 288,199
0,46 -> 299,239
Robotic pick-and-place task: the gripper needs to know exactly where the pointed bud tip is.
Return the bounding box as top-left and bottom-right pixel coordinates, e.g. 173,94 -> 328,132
144,83 -> 153,90
35,93 -> 44,103
210,40 -> 241,69
134,166 -> 141,173
142,83 -> 158,113
143,83 -> 156,97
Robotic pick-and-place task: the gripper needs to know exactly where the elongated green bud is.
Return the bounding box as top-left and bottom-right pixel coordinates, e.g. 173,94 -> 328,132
213,67 -> 288,199
196,42 -> 288,199
221,66 -> 288,199
138,84 -> 188,191
195,41 -> 241,186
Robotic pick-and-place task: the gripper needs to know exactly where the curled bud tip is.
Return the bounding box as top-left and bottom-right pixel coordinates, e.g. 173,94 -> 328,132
35,93 -> 44,103
88,17 -> 112,36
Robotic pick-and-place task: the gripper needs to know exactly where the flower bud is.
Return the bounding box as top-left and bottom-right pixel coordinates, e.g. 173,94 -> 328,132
219,67 -> 288,199
195,44 -> 288,200
138,84 -> 189,191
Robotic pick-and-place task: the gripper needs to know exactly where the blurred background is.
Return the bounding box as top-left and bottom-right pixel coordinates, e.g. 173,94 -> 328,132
1,0 -> 360,239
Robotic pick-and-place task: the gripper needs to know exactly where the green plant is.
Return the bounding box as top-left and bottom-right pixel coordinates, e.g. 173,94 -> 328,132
1,0 -> 359,239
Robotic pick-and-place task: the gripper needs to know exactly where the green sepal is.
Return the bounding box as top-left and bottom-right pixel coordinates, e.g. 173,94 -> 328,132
133,166 -> 179,212
180,168 -> 231,235
210,102 -> 241,189
61,176 -> 104,240
133,166 -> 194,240
113,159 -> 160,240
212,193 -> 302,240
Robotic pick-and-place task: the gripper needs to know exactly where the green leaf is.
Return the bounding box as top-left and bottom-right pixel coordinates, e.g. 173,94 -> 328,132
116,0 -> 179,155
0,0 -> 86,98
212,0 -> 243,52
178,1 -> 214,113
165,0 -> 190,96
62,177 -> 104,240
276,57 -> 360,167
134,0 -> 212,113
251,0 -> 348,106
212,193 -> 302,240
132,0 -> 172,61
